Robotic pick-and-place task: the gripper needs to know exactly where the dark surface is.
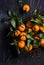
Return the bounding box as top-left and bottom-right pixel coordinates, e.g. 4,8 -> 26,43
0,0 -> 44,65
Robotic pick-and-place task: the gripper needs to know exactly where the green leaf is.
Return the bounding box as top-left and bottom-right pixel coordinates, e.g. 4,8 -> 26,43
18,17 -> 23,22
7,31 -> 13,37
10,40 -> 17,45
39,33 -> 44,38
14,40 -> 17,45
13,12 -> 17,16
27,29 -> 32,33
17,17 -> 23,25
7,10 -> 12,16
31,18 -> 42,25
32,9 -> 40,16
38,14 -> 44,21
33,40 -> 40,48
10,18 -> 16,28
10,42 -> 15,45
31,18 -> 38,24
26,34 -> 34,40
42,16 -> 44,20
27,40 -> 31,48
32,9 -> 38,15
35,18 -> 41,24
18,0 -> 23,6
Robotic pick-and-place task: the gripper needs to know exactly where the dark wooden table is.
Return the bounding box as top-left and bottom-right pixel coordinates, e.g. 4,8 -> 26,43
0,0 -> 44,65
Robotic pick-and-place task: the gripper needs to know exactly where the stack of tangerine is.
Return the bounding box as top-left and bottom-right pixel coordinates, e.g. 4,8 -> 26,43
12,20 -> 44,52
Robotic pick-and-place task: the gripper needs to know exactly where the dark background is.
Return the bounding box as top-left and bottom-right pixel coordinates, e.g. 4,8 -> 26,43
0,0 -> 44,65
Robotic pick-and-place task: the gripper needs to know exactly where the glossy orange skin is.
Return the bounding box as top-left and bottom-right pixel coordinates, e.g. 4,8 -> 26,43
20,36 -> 26,41
23,4 -> 30,12
40,27 -> 44,33
18,24 -> 25,31
20,32 -> 27,36
40,38 -> 44,46
32,25 -> 40,32
15,30 -> 20,36
24,45 -> 28,51
18,41 -> 25,48
26,21 -> 32,28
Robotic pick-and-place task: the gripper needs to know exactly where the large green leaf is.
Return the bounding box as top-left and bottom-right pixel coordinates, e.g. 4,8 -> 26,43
31,18 -> 41,24
26,34 -> 34,40
27,40 -> 31,48
10,18 -> 16,28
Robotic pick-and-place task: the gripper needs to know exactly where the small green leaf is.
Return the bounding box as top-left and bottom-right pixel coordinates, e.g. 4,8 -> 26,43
7,31 -> 13,37
26,34 -> 34,40
27,29 -> 32,33
14,40 -> 17,45
18,0 -> 23,6
31,18 -> 36,23
31,18 -> 38,24
38,14 -> 44,21
27,40 -> 31,48
10,42 -> 15,45
39,33 -> 44,38
17,17 -> 23,25
13,12 -> 17,16
7,10 -> 12,16
32,9 -> 40,15
42,16 -> 44,20
36,18 -> 40,22
10,40 -> 17,45
10,18 -> 16,28
38,14 -> 44,20
33,40 -> 40,48
18,17 -> 23,22
32,9 -> 38,15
